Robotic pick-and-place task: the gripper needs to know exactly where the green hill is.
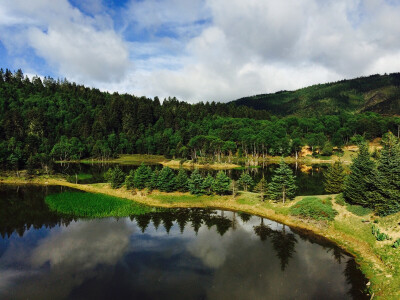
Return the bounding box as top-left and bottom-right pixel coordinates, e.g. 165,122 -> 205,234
231,73 -> 400,116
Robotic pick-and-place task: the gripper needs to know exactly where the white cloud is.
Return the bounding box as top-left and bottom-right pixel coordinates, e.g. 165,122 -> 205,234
0,0 -> 129,83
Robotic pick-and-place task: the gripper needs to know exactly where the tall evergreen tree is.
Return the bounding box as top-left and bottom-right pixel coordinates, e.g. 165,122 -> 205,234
175,168 -> 189,192
238,172 -> 254,191
254,175 -> 268,201
110,166 -> 126,189
374,132 -> 400,215
343,143 -> 376,207
202,173 -> 214,195
188,169 -> 204,195
157,167 -> 176,192
125,169 -> 135,189
268,159 -> 297,203
323,161 -> 346,193
212,171 -> 231,195
134,163 -> 152,189
147,169 -> 159,191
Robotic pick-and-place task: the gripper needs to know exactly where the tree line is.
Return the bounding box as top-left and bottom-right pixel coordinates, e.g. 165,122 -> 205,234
105,159 -> 297,202
1,68 -> 399,173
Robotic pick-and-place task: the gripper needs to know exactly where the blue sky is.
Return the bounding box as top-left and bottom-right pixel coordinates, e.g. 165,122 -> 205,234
1,0 -> 400,102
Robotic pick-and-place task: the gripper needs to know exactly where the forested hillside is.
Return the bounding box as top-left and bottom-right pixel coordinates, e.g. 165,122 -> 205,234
232,73 -> 400,116
0,68 -> 399,172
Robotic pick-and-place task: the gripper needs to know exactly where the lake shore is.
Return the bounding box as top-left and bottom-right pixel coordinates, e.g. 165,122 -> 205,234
1,175 -> 398,299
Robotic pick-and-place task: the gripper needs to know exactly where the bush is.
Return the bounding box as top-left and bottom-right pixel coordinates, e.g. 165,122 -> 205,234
393,239 -> 400,249
110,166 -> 126,189
125,170 -> 135,189
290,197 -> 338,221
335,193 -> 346,206
371,224 -> 390,241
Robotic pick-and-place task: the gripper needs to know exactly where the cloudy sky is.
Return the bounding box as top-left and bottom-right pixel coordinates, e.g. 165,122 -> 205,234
1,0 -> 400,102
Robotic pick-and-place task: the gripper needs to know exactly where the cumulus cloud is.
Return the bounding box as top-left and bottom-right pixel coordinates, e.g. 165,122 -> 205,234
0,0 -> 129,83
1,0 -> 400,101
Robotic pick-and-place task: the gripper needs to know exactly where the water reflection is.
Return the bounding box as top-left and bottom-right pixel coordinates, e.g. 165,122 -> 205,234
0,185 -> 368,299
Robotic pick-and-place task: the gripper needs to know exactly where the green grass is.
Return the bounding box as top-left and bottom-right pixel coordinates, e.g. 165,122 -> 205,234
346,204 -> 373,216
45,191 -> 154,217
290,196 -> 338,221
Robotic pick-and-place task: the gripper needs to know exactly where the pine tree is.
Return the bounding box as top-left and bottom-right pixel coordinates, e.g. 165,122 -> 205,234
175,168 -> 189,192
110,166 -> 125,189
212,171 -> 231,195
323,161 -> 346,193
147,169 -> 159,191
254,175 -> 268,201
268,159 -> 297,203
343,143 -> 376,207
134,163 -> 152,189
374,132 -> 400,215
202,173 -> 214,195
238,172 -> 254,191
125,169 -> 135,189
157,167 -> 176,192
188,169 -> 204,195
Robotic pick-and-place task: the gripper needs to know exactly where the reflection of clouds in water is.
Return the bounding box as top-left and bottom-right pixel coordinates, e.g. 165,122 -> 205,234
31,219 -> 133,270
1,218 -> 133,300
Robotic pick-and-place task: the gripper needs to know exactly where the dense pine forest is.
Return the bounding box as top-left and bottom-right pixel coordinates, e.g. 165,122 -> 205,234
1,68 -> 400,172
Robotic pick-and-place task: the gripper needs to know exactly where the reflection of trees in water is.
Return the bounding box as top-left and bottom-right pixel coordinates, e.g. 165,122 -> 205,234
344,258 -> 369,300
238,212 -> 251,223
0,185 -> 74,238
253,218 -> 273,241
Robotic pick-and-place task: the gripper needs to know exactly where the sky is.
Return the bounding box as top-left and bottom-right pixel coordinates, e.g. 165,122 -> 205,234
1,0 -> 400,103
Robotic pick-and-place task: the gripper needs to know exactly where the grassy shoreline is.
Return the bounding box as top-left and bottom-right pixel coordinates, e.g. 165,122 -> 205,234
1,175 -> 399,299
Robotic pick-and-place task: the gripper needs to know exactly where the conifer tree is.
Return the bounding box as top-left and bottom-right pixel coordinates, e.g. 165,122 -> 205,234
254,175 -> 268,201
238,172 -> 254,191
212,171 -> 231,195
157,167 -> 176,192
110,166 -> 125,189
134,163 -> 152,189
175,168 -> 189,192
374,132 -> 400,215
268,159 -> 297,203
202,173 -> 214,195
125,169 -> 135,189
188,169 -> 204,195
147,169 -> 159,191
323,161 -> 346,193
343,143 -> 376,207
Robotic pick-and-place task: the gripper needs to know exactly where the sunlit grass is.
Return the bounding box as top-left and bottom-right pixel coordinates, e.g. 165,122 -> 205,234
45,191 -> 154,217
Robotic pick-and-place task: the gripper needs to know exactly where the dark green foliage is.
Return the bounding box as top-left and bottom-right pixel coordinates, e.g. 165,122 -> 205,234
157,167 -> 176,192
371,225 -> 390,241
45,192 -> 152,217
290,197 -> 338,221
125,170 -> 135,190
175,168 -> 189,192
202,173 -> 214,195
393,239 -> 400,249
134,163 -> 152,189
108,166 -> 126,189
147,169 -> 160,190
104,168 -> 113,182
373,132 -> 400,216
238,173 -> 254,191
254,176 -> 268,201
321,141 -> 333,156
188,169 -> 204,195
212,171 -> 231,195
343,143 -> 377,207
324,161 -> 346,193
335,193 -> 346,206
268,159 -> 297,203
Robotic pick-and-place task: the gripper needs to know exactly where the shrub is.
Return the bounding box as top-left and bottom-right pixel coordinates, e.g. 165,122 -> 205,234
125,170 -> 135,190
290,197 -> 338,221
110,166 -> 126,189
371,224 -> 390,241
393,239 -> 400,249
335,193 -> 346,206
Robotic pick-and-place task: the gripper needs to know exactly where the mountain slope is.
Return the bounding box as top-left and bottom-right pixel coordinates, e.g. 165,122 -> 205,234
231,73 -> 400,116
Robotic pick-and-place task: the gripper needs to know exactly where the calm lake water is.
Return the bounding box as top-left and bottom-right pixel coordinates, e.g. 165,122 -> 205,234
54,162 -> 327,195
0,185 -> 368,300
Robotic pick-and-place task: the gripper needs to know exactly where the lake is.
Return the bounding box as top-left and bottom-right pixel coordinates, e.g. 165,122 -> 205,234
54,162 -> 327,195
0,185 -> 368,299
